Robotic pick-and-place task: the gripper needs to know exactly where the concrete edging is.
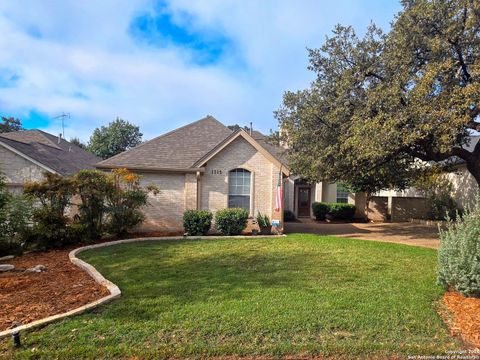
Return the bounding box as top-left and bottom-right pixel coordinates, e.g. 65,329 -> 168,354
0,234 -> 283,339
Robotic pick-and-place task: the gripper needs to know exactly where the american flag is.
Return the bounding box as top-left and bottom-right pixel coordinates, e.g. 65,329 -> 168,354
275,173 -> 282,211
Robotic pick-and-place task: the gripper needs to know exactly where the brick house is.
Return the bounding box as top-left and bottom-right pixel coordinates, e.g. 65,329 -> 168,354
0,130 -> 100,192
96,116 -> 291,231
96,116 -> 479,230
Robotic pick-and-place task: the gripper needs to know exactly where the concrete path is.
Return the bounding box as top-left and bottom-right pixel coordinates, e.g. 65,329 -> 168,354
284,219 -> 441,249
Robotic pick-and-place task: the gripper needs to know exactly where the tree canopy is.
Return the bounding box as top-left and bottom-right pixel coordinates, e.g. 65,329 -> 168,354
276,0 -> 480,191
0,116 -> 22,133
87,118 -> 143,159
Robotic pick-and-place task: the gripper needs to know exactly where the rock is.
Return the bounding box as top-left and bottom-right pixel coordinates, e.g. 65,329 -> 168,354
0,264 -> 15,272
25,265 -> 46,273
0,255 -> 14,261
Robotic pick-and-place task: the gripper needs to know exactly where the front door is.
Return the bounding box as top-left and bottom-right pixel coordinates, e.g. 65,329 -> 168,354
297,187 -> 311,217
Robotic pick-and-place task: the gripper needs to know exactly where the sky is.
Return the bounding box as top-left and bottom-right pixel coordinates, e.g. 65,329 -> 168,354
0,1 -> 402,142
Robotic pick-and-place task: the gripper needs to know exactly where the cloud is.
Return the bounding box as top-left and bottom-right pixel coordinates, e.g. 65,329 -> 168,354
0,0 -> 401,141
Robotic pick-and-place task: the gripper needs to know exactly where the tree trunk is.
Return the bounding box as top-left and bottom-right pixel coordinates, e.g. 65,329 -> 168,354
364,191 -> 371,222
466,158 -> 480,188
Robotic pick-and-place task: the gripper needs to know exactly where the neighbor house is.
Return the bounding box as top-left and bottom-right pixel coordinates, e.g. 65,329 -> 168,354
0,130 -> 100,192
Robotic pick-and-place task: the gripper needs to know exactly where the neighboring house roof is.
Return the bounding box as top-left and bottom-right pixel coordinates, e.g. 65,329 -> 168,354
0,130 -> 101,176
96,115 -> 290,174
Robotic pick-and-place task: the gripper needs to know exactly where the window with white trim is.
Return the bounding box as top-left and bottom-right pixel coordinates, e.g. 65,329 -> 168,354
228,168 -> 251,211
336,184 -> 349,203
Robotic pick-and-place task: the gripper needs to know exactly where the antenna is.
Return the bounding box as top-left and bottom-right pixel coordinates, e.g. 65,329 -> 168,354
53,112 -> 70,139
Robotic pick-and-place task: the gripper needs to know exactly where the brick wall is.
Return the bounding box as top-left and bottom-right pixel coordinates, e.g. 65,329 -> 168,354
0,145 -> 46,186
201,137 -> 279,219
138,172 -> 186,231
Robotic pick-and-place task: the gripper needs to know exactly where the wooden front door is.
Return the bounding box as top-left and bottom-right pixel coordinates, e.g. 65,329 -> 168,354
297,187 -> 311,217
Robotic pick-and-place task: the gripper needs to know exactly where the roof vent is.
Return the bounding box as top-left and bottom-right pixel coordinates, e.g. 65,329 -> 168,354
58,133 -> 62,144
249,122 -> 253,136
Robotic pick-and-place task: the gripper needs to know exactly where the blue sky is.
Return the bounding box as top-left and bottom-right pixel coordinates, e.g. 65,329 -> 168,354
0,1 -> 402,141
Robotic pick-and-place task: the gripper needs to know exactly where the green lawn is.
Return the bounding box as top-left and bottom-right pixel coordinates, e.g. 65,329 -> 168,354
1,235 -> 458,359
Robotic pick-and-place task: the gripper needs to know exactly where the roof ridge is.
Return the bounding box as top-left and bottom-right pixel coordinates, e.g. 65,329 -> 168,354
0,129 -> 62,150
97,115 -> 230,165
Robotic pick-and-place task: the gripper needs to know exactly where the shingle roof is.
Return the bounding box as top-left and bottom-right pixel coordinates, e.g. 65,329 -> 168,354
96,116 -> 289,170
0,130 -> 101,176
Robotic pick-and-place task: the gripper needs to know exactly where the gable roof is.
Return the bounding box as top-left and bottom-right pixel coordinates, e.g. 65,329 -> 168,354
96,115 -> 290,174
0,130 -> 101,176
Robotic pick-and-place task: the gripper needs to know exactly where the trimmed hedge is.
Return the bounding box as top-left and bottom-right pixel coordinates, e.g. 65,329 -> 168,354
328,203 -> 356,220
183,210 -> 213,236
215,208 -> 249,235
312,202 -> 330,220
312,202 -> 356,221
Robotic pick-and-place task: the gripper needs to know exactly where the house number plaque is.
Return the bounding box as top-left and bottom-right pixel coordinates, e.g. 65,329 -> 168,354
211,169 -> 223,175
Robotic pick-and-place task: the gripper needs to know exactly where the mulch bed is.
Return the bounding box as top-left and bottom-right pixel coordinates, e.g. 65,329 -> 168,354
442,291 -> 480,348
0,249 -> 109,332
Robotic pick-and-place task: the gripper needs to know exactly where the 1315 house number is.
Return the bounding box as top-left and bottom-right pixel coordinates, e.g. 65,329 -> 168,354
211,169 -> 223,175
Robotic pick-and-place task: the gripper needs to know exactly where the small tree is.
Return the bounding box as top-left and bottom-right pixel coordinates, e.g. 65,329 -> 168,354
105,169 -> 156,237
24,173 -> 75,249
73,170 -> 111,241
87,118 -> 143,159
0,174 -> 33,255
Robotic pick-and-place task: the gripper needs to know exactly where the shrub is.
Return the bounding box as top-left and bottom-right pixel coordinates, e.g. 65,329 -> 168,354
284,210 -> 296,222
73,170 -> 111,241
312,202 -> 356,220
328,203 -> 356,220
312,202 -> 329,220
256,212 -> 271,228
0,195 -> 34,256
24,173 -> 76,250
427,193 -> 460,220
438,198 -> 480,298
183,210 -> 213,236
215,208 -> 249,235
105,169 -> 154,237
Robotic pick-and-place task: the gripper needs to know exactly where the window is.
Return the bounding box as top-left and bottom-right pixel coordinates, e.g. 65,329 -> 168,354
336,184 -> 349,203
228,168 -> 251,211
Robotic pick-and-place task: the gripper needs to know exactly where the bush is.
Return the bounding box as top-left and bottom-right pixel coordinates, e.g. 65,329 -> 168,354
312,202 -> 329,220
24,173 -> 76,250
183,210 -> 213,236
0,195 -> 34,256
328,203 -> 356,220
312,202 -> 356,220
438,198 -> 480,298
427,193 -> 460,220
73,170 -> 111,241
215,208 -> 249,235
284,210 -> 296,222
105,169 -> 153,237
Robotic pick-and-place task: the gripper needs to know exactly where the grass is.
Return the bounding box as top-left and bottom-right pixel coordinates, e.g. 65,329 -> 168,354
1,234 -> 458,359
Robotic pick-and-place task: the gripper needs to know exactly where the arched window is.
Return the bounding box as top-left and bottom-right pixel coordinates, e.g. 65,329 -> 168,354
228,168 -> 251,211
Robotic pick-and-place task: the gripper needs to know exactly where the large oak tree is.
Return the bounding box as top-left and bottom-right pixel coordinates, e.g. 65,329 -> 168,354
276,0 -> 480,193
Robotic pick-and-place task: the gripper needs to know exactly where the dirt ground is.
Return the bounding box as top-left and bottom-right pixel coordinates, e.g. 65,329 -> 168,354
0,249 -> 109,331
285,219 -> 440,249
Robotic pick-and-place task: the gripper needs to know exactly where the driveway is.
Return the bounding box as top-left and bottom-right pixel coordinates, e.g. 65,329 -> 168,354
284,219 -> 440,249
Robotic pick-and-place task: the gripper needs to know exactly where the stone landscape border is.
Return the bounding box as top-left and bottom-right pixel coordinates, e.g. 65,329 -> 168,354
0,234 -> 284,339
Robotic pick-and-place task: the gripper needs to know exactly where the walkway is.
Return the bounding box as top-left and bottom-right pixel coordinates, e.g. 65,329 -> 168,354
284,219 -> 441,249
